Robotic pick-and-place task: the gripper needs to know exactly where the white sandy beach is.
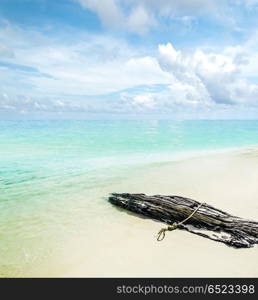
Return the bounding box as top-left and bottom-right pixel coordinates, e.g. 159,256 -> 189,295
59,148 -> 258,277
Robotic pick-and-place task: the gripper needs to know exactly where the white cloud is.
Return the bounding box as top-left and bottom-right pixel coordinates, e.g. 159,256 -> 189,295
127,5 -> 156,34
157,42 -> 258,106
120,39 -> 258,111
0,44 -> 14,57
130,0 -> 222,16
76,0 -> 123,29
76,0 -> 225,35
133,94 -> 156,108
158,43 -> 212,104
0,23 -> 172,98
76,0 -> 157,34
2,18 -> 258,115
75,0 -> 244,34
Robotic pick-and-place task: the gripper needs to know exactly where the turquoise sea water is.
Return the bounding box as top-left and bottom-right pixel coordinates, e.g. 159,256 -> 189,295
1,119 -> 258,276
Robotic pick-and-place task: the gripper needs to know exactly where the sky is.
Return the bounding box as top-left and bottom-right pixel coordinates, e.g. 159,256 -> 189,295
1,0 -> 258,119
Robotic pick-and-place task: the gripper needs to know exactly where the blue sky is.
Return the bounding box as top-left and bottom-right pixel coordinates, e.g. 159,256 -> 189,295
1,0 -> 258,119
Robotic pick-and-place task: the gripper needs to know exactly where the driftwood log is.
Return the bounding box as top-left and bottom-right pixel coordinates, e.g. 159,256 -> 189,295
109,193 -> 258,248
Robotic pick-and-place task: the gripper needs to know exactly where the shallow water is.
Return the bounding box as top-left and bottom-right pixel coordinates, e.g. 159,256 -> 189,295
1,119 -> 258,276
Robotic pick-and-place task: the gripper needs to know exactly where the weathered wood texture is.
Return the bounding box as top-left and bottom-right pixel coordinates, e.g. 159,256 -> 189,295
109,193 -> 258,248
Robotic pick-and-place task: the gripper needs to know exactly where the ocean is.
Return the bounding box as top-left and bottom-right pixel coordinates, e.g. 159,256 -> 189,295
1,119 -> 258,276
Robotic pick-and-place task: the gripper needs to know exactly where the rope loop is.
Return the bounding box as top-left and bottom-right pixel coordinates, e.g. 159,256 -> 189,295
156,203 -> 203,241
156,223 -> 178,241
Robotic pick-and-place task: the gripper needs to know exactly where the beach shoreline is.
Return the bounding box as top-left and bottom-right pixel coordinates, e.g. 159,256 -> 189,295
61,147 -> 258,278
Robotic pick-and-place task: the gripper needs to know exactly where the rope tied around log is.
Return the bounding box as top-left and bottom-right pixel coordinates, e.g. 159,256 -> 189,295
157,203 -> 203,241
